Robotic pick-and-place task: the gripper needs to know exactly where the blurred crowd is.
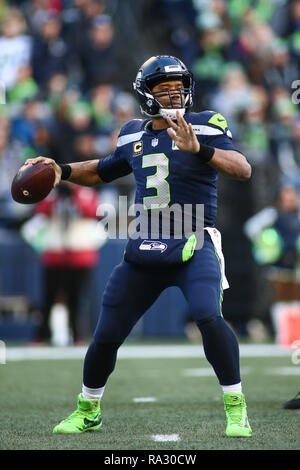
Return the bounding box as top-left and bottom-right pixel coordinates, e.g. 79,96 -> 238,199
1,0 -> 300,338
0,0 -> 143,227
153,0 -> 300,204
0,0 -> 299,221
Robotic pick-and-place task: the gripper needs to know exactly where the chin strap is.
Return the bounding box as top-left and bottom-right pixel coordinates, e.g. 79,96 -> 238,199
159,108 -> 186,120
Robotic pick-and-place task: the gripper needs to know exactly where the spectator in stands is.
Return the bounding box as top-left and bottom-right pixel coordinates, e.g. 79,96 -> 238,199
244,183 -> 300,338
49,98 -> 96,163
7,65 -> 38,105
191,15 -> 230,109
0,8 -> 32,91
23,0 -> 64,35
287,0 -> 300,63
78,14 -> 125,90
32,182 -> 102,344
11,97 -> 51,148
31,11 -> 72,90
90,83 -> 115,131
262,38 -> 299,91
0,116 -> 31,227
236,86 -> 270,167
269,87 -> 299,179
111,91 -> 139,128
210,64 -> 253,134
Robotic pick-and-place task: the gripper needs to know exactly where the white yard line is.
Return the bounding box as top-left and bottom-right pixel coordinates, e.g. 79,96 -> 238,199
151,434 -> 180,442
132,397 -> 157,402
3,343 -> 293,362
183,366 -> 254,377
182,367 -> 215,377
182,366 -> 300,376
264,367 -> 300,375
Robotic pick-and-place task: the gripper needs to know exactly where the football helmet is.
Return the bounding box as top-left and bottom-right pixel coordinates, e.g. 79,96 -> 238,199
133,55 -> 194,120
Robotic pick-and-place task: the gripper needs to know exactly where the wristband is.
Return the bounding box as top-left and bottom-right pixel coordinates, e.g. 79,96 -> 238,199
195,144 -> 215,163
58,163 -> 72,180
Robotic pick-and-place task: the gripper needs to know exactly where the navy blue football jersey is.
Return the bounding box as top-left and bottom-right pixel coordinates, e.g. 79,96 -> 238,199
98,110 -> 240,230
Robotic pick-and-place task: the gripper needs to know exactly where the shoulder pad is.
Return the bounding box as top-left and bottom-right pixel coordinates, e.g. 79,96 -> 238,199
186,111 -> 232,138
118,119 -> 145,136
117,119 -> 148,148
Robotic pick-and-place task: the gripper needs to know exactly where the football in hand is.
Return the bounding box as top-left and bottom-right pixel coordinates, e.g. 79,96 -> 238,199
11,162 -> 55,204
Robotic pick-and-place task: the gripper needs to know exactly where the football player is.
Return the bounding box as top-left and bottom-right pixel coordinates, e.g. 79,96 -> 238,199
24,56 -> 252,437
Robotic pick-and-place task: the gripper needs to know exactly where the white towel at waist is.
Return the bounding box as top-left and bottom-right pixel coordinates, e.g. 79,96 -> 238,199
204,227 -> 229,290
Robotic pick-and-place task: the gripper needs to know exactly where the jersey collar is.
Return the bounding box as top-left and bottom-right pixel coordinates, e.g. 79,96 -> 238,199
144,119 -> 167,135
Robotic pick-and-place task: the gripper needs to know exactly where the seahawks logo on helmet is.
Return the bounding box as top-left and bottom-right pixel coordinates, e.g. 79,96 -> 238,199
133,55 -> 194,120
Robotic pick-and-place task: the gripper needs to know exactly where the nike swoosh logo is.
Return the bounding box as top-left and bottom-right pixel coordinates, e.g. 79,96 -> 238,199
217,118 -> 225,122
84,414 -> 102,427
236,418 -> 249,428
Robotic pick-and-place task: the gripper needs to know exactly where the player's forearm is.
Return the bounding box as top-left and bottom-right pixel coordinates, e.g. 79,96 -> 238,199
67,160 -> 104,186
22,156 -> 104,188
207,149 -> 252,180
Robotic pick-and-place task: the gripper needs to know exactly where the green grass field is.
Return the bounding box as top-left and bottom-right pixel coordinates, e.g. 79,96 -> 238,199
0,345 -> 299,451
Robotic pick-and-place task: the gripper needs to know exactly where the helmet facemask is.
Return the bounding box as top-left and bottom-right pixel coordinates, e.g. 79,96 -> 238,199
150,81 -> 192,120
140,75 -> 192,120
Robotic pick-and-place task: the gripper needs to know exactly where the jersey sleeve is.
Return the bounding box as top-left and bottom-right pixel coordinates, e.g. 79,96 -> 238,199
97,120 -> 145,182
97,146 -> 132,183
200,111 -> 242,153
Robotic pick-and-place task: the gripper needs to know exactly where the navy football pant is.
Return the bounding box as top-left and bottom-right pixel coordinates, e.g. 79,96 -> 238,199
83,235 -> 241,388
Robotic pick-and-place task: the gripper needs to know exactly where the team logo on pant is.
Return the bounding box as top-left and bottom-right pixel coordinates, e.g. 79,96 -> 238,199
139,240 -> 167,252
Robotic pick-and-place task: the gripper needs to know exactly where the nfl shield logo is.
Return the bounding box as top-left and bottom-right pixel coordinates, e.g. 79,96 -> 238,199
151,138 -> 159,147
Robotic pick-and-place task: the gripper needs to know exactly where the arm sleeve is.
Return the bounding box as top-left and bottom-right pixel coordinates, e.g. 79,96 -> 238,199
97,149 -> 132,183
205,134 -> 243,153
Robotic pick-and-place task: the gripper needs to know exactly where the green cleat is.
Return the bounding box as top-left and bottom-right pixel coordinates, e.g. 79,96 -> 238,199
53,394 -> 102,434
223,392 -> 252,438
